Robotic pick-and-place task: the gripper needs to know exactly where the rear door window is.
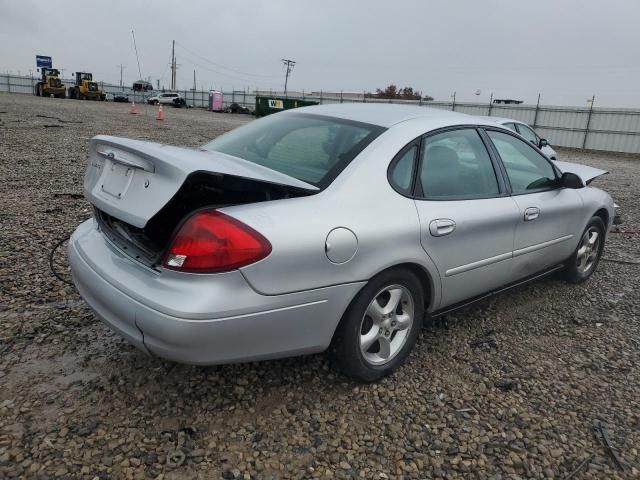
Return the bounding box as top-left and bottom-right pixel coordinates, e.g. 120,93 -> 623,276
418,128 -> 500,199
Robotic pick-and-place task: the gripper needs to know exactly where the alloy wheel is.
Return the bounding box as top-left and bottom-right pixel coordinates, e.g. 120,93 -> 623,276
576,226 -> 601,274
359,285 -> 415,366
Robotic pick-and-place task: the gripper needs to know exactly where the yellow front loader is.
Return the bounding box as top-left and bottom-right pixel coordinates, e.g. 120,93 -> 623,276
35,68 -> 66,98
68,72 -> 105,101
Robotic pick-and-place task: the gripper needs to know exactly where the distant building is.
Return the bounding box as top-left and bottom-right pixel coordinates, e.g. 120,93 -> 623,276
493,98 -> 523,105
133,80 -> 153,92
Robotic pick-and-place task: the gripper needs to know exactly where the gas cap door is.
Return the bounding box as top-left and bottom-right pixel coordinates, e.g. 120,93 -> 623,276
325,227 -> 358,264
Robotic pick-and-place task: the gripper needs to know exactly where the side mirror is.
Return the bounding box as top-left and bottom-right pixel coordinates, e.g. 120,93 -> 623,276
539,138 -> 549,148
561,172 -> 584,189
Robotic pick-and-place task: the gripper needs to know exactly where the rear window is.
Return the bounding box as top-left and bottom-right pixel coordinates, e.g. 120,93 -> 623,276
202,113 -> 385,188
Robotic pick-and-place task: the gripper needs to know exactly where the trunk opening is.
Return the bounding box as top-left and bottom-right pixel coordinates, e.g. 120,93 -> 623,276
95,171 -> 314,268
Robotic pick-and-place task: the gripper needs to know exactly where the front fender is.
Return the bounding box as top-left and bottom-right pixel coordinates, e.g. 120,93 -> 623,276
577,187 -> 615,236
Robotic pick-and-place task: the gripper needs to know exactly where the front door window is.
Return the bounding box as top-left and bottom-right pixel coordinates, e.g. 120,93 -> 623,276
487,130 -> 556,194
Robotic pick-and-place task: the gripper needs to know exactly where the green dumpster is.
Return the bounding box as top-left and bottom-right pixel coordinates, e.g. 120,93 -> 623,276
255,96 -> 318,117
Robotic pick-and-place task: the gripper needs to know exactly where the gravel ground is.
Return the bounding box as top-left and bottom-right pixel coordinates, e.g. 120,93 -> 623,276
1,93 -> 639,480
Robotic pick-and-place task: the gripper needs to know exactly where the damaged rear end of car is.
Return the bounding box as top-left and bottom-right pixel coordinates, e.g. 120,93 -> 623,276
85,135 -> 317,271
69,110 -> 390,365
69,135 -> 337,364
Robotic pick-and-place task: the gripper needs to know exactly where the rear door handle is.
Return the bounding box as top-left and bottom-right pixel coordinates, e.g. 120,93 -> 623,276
429,218 -> 456,237
524,207 -> 540,221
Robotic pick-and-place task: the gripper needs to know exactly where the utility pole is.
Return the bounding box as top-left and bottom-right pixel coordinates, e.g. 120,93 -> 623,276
119,64 -> 125,88
171,40 -> 177,90
281,58 -> 296,97
193,69 -> 196,91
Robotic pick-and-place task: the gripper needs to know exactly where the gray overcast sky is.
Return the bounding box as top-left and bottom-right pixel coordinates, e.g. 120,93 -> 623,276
2,0 -> 639,106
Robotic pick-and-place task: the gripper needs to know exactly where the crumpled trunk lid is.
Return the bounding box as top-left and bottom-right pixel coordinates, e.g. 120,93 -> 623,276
84,135 -> 317,229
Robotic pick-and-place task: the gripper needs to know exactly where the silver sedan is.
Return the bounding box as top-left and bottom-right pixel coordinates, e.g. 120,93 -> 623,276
69,104 -> 614,381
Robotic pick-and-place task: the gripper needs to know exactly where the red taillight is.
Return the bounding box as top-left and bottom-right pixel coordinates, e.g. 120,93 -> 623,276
162,210 -> 271,273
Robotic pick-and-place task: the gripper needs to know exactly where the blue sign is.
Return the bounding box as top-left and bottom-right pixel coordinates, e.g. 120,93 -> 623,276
36,55 -> 52,68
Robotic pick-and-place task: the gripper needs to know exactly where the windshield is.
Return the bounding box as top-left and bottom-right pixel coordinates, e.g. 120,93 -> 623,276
202,113 -> 385,188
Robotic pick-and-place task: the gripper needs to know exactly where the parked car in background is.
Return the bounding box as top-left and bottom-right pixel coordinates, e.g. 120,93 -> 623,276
480,117 -> 559,160
112,92 -> 130,103
225,102 -> 253,114
69,104 -> 614,382
147,92 -> 186,107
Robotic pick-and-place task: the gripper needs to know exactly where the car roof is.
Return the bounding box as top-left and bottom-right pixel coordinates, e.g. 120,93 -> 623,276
475,116 -> 524,126
289,103 -> 471,128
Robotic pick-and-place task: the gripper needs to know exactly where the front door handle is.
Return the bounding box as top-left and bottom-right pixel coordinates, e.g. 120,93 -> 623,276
429,218 -> 456,237
524,207 -> 540,221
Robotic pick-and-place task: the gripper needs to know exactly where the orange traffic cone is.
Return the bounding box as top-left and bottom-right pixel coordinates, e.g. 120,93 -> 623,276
130,101 -> 137,114
156,105 -> 164,121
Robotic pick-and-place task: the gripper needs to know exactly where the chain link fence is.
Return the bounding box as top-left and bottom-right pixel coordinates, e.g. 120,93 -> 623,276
0,74 -> 254,110
2,73 -> 640,154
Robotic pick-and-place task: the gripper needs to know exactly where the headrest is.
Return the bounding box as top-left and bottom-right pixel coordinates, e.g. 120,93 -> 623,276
425,145 -> 459,169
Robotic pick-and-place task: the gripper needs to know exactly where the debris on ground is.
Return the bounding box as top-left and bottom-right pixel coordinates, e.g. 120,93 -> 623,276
593,419 -> 626,471
469,329 -> 498,350
53,192 -> 84,199
36,113 -> 83,124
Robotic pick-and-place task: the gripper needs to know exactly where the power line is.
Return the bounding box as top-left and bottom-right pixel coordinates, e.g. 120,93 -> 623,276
157,43 -> 174,89
282,58 -> 296,97
173,49 -> 282,89
173,41 -> 282,79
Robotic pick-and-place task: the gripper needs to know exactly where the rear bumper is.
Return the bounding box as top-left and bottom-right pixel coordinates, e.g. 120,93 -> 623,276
69,219 -> 363,365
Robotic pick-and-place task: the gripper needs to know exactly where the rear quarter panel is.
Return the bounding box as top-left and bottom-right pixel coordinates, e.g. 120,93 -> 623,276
225,119 -> 456,309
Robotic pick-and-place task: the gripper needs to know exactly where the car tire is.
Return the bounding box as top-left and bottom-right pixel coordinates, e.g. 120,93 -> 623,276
329,268 -> 424,382
564,216 -> 606,284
